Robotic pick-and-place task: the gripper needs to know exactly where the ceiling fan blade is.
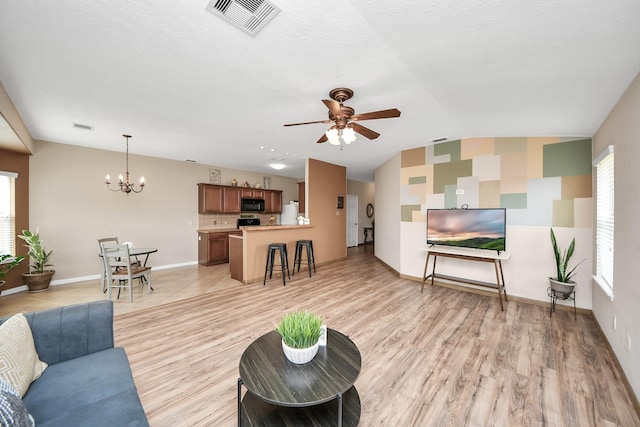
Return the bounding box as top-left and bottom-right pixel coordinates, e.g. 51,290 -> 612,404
351,108 -> 401,121
284,119 -> 332,127
349,122 -> 380,140
317,133 -> 328,144
322,99 -> 343,117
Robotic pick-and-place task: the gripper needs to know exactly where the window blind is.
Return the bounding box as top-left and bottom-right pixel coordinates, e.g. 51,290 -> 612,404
0,171 -> 17,255
594,146 -> 614,294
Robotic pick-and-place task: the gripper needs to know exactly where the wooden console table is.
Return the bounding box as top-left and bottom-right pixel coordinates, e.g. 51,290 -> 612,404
421,246 -> 510,311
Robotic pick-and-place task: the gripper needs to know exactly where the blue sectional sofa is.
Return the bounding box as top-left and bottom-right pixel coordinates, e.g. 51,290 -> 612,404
0,301 -> 149,427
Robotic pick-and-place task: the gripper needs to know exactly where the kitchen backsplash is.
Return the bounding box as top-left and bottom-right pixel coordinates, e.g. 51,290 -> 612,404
198,213 -> 278,229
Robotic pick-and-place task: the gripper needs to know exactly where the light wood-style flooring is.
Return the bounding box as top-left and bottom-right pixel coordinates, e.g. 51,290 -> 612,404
1,246 -> 638,426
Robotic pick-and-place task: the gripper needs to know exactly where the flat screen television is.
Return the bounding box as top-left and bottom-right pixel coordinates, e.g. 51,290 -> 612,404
426,208 -> 506,252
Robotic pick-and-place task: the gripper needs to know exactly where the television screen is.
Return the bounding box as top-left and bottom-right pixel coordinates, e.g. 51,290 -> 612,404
426,208 -> 506,252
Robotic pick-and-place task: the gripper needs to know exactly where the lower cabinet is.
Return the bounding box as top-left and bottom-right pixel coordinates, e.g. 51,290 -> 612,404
198,231 -> 241,265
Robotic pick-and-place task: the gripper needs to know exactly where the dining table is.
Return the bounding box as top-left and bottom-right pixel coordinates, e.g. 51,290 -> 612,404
99,246 -> 158,291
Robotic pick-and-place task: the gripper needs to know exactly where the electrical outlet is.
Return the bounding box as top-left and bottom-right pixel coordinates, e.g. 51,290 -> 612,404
224,220 -> 228,225
456,189 -> 464,195
613,315 -> 617,330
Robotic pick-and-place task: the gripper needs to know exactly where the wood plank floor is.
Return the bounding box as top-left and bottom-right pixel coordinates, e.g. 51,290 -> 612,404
2,246 -> 638,426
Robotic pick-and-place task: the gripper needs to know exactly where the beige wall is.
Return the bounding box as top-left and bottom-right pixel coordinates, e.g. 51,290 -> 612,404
307,158 -> 347,262
28,140 -> 298,283
592,71 -> 640,400
347,179 -> 375,244
374,153 -> 402,271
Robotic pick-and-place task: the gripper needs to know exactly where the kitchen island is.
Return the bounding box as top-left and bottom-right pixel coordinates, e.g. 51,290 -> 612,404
231,224 -> 315,284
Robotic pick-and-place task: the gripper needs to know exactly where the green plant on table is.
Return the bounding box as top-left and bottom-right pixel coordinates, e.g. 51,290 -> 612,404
18,228 -> 54,274
550,228 -> 584,283
275,310 -> 323,349
0,254 -> 24,281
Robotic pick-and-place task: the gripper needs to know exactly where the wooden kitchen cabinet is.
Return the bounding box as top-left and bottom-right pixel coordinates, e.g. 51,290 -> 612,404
198,184 -> 224,214
298,182 -> 305,214
198,183 -> 282,214
198,231 -> 242,265
224,187 -> 242,213
264,190 -> 282,213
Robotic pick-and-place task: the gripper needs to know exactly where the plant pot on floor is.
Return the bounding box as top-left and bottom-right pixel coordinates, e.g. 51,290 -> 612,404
549,278 -> 575,300
22,270 -> 55,292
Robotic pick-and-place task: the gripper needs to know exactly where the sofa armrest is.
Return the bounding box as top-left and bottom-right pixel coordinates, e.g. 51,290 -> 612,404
23,301 -> 115,365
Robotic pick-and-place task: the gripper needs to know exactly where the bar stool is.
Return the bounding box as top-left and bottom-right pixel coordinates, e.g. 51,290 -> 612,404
293,240 -> 316,278
263,243 -> 290,286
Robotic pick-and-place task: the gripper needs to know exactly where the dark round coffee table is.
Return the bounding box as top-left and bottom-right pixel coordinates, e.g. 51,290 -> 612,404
238,328 -> 361,426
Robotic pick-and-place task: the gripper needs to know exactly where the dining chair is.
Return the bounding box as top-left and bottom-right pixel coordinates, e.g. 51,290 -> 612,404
98,237 -> 141,291
98,237 -> 119,292
101,243 -> 152,303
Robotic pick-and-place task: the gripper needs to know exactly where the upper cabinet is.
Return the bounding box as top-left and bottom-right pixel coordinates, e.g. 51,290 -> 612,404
264,190 -> 283,214
298,182 -> 305,214
198,183 -> 283,214
198,184 -> 224,213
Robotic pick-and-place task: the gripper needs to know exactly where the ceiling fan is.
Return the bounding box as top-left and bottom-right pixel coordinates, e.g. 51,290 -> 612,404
283,88 -> 401,145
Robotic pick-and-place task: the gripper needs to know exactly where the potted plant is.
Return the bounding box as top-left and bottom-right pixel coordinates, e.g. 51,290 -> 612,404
275,310 -> 323,364
549,228 -> 584,299
18,228 -> 55,292
0,254 -> 24,289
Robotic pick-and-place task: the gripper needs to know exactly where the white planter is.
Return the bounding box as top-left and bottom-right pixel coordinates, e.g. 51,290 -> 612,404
549,278 -> 575,300
281,339 -> 319,364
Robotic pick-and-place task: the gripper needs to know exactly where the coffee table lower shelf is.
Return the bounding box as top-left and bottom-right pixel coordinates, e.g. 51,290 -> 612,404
240,385 -> 361,427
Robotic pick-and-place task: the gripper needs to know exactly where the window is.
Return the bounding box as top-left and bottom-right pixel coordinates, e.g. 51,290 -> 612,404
0,171 -> 18,255
593,146 -> 614,300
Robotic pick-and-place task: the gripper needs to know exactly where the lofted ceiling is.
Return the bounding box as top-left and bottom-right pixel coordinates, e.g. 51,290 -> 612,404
1,0 -> 639,182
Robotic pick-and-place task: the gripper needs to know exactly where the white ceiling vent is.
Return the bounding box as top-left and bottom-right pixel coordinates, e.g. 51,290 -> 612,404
206,0 -> 280,37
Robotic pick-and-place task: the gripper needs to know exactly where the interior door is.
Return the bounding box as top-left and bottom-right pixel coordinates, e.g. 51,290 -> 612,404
347,195 -> 358,247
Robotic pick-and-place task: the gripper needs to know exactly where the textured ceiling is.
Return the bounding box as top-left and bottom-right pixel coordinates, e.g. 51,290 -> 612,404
1,0 -> 639,182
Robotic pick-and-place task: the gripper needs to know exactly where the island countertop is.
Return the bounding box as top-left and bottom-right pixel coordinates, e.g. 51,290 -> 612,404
240,224 -> 313,232
197,228 -> 239,234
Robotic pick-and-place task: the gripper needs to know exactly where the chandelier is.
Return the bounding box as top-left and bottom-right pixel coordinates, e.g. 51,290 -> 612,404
325,127 -> 356,146
105,134 -> 145,194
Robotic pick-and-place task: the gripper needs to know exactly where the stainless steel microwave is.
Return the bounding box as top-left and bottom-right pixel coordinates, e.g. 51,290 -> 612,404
241,198 -> 265,212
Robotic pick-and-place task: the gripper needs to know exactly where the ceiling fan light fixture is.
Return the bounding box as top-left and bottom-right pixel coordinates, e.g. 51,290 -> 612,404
326,128 -> 340,145
326,128 -> 356,146
342,127 -> 356,144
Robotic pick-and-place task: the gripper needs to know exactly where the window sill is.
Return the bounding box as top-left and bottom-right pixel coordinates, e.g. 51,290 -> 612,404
592,275 -> 614,302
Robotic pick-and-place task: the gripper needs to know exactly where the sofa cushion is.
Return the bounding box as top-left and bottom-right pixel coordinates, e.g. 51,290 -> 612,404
0,313 -> 48,397
0,379 -> 34,427
23,347 -> 148,427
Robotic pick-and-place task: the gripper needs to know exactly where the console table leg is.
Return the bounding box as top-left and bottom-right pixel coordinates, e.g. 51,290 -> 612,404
498,260 -> 508,301
431,255 -> 438,286
237,378 -> 243,427
493,260 -> 504,311
421,253 -> 431,293
337,392 -> 343,427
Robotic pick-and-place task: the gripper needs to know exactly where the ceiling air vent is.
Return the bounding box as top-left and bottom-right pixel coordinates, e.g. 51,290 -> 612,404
206,0 -> 280,37
72,122 -> 94,131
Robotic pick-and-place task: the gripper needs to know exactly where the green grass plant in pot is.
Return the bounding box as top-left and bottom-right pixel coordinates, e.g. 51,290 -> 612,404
18,228 -> 55,292
275,310 -> 323,364
549,228 -> 584,299
0,254 -> 24,290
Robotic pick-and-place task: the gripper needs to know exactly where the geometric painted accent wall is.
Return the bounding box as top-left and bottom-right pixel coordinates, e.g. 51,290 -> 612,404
400,137 -> 592,227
